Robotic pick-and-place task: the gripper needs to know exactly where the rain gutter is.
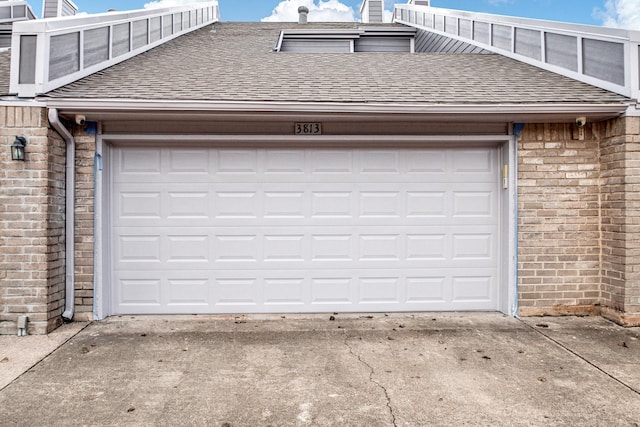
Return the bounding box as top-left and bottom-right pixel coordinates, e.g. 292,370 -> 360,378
40,99 -> 631,119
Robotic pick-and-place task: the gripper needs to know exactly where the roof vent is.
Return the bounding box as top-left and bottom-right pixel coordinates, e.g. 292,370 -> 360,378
298,6 -> 309,24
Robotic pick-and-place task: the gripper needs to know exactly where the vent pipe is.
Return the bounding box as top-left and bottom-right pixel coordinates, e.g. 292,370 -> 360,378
298,6 -> 309,24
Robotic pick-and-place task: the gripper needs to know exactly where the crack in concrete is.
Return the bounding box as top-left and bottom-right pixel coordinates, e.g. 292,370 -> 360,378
343,333 -> 397,427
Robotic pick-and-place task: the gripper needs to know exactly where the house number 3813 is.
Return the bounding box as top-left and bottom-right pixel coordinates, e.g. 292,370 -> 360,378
295,123 -> 322,135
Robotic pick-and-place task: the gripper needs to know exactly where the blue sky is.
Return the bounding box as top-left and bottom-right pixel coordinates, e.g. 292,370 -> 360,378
23,1 -> 640,28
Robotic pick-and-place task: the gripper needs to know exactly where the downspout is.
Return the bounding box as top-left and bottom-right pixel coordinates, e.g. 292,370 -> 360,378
48,108 -> 75,322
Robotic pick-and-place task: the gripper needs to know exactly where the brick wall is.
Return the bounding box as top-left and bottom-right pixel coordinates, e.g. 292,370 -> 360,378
599,116 -> 640,325
3,110 -> 639,333
0,106 -> 66,335
73,130 -> 96,317
517,123 -> 602,316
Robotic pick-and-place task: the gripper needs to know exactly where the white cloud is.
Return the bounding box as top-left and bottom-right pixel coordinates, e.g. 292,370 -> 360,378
144,0 -> 209,9
593,0 -> 640,29
261,0 -> 356,22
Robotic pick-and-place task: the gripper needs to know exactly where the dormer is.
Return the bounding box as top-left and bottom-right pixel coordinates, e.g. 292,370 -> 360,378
275,26 -> 416,53
0,1 -> 36,49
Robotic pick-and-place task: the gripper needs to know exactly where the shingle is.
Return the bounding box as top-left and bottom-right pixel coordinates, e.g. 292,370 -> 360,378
43,22 -> 629,105
0,50 -> 11,96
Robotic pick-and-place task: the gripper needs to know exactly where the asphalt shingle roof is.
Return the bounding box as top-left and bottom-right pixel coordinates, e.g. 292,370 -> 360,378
44,22 -> 628,105
0,50 -> 11,96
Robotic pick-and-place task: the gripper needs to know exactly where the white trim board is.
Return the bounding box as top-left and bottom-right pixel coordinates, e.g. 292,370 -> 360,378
93,133 -> 516,318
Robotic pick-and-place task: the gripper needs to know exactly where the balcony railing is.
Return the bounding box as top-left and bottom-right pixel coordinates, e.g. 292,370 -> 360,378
10,2 -> 219,97
394,4 -> 640,102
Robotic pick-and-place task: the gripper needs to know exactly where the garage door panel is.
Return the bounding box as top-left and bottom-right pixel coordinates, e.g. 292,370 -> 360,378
111,145 -> 501,314
264,277 -> 307,305
214,277 -> 260,307
217,149 -> 259,174
453,191 -> 495,218
311,277 -> 355,305
113,226 -> 498,270
114,272 -> 163,307
264,150 -> 307,174
167,278 -> 210,306
311,150 -> 354,174
264,191 -> 307,218
452,232 -> 495,260
112,147 -> 499,182
116,234 -> 161,263
406,150 -> 447,174
167,235 -> 210,263
112,270 -> 499,314
118,191 -> 162,219
358,276 -> 402,304
167,148 -> 211,174
453,149 -> 495,174
118,148 -> 162,175
453,275 -> 494,302
214,234 -> 261,263
114,190 -> 495,227
167,191 -> 210,219
406,276 -> 448,304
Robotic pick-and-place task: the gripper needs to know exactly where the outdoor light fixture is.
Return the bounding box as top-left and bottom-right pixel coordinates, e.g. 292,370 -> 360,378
11,136 -> 27,161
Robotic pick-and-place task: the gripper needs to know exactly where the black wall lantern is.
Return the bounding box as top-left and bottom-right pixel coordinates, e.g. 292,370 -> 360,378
11,136 -> 27,161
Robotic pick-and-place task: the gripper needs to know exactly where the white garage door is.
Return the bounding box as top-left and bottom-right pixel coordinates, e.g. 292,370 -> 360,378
110,144 -> 501,314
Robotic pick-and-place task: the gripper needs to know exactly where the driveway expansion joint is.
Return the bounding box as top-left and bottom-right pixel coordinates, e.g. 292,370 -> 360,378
0,321 -> 91,393
520,319 -> 640,397
343,333 -> 397,427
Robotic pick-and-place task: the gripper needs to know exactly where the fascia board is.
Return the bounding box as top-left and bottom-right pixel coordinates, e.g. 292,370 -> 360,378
0,98 -> 47,107
41,98 -> 630,119
280,29 -> 364,35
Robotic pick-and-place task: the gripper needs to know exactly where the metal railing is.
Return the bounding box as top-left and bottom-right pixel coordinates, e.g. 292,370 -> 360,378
394,4 -> 640,101
10,2 -> 219,97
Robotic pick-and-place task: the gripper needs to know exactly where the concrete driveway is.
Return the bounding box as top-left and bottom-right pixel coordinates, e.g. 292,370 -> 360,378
0,313 -> 639,426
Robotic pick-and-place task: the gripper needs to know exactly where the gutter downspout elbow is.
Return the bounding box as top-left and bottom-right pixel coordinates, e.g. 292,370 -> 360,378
48,108 -> 75,322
